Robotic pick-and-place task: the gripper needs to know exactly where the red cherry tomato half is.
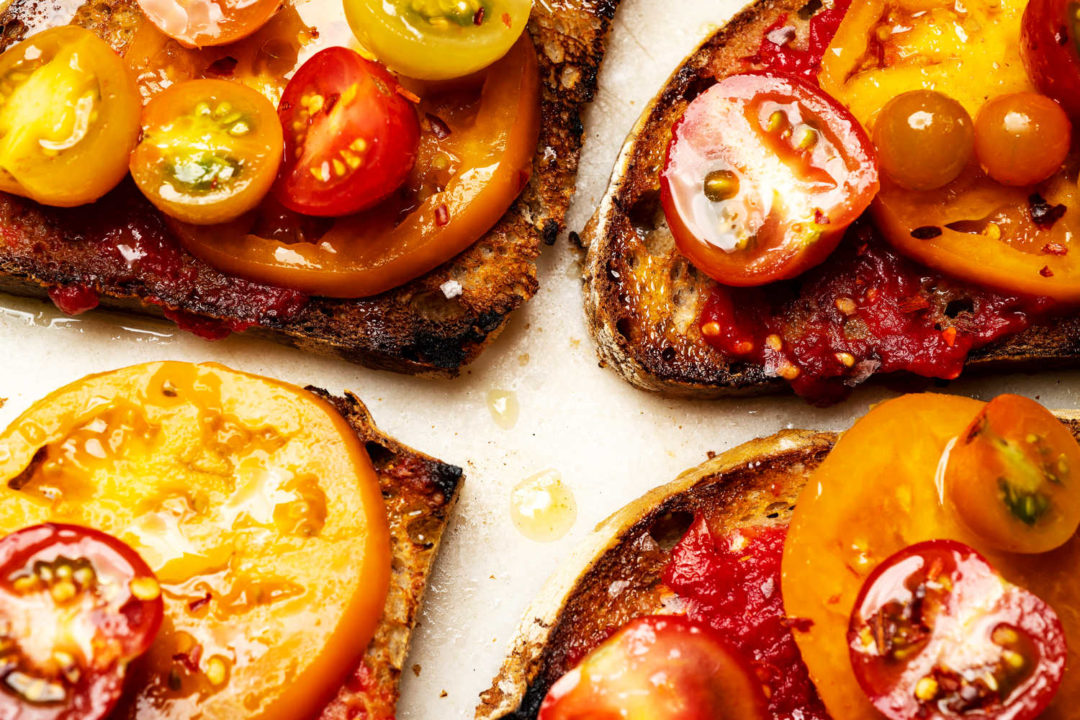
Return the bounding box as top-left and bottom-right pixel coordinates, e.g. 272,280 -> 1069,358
1022,0 -> 1080,120
848,540 -> 1066,720
274,47 -> 420,218
660,71 -> 879,287
0,523 -> 163,720
538,615 -> 769,720
135,0 -> 280,48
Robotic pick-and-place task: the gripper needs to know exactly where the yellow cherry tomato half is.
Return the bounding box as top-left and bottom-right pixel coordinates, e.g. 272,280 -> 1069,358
0,27 -> 140,207
130,79 -> 283,225
344,0 -> 532,80
0,361 -> 390,720
945,393 -> 1080,554
135,0 -> 281,48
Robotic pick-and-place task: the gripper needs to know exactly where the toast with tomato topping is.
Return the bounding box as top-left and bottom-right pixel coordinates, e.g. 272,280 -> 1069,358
0,0 -> 619,376
476,405 -> 1080,719
582,0 -> 1080,403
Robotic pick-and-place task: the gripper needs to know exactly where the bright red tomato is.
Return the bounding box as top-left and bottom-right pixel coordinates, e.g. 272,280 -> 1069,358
848,540 -> 1066,720
0,523 -> 163,720
1022,0 -> 1080,119
538,615 -> 769,720
274,47 -> 420,218
660,71 -> 879,286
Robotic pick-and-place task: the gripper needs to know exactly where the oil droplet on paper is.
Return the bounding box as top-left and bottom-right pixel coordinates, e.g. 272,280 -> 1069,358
510,470 -> 576,542
487,389 -> 519,430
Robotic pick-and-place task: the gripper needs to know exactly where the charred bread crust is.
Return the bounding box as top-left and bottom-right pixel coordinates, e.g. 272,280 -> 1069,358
310,388 -> 464,719
581,0 -> 1080,398
0,0 -> 621,376
477,412 -> 1080,719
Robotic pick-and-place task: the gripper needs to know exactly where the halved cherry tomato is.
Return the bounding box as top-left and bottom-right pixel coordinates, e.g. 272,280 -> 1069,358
945,394 -> 1080,554
973,93 -> 1071,187
136,0 -> 280,49
849,540 -> 1066,720
0,362 -> 391,720
0,523 -> 163,720
783,393 -> 1080,720
660,71 -> 879,287
273,47 -> 420,217
344,0 -> 531,80
1022,0 -> 1080,120
172,35 -> 539,297
0,27 -> 140,207
538,615 -> 769,720
130,79 -> 283,225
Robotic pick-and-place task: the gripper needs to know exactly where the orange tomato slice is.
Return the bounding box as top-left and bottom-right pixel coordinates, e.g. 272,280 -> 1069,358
0,362 -> 390,720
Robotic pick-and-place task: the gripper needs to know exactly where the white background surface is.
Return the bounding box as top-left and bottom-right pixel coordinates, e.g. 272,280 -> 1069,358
3,0 -> 1080,716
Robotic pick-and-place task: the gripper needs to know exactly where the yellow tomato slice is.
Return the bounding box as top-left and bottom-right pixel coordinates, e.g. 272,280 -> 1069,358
0,26 -> 140,207
782,393 -> 1080,720
0,362 -> 390,720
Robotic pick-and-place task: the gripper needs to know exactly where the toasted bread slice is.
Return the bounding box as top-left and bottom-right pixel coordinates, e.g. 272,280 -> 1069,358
0,0 -> 620,376
581,0 -> 1080,398
476,412 -> 1080,719
284,389 -> 462,719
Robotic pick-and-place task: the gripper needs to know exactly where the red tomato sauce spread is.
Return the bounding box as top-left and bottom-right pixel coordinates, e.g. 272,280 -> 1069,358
0,183 -> 308,337
662,516 -> 830,720
697,7 -> 1055,405
701,225 -> 1050,404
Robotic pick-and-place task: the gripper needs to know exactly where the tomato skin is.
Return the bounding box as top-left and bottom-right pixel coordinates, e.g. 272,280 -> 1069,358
538,615 -> 769,720
660,71 -> 879,287
136,0 -> 281,48
274,47 -> 420,217
973,93 -> 1071,187
874,90 -> 974,192
945,394 -> 1080,554
0,523 -> 163,720
1021,0 -> 1080,120
131,78 -> 283,225
849,540 -> 1066,720
344,0 -> 532,80
0,27 -> 140,207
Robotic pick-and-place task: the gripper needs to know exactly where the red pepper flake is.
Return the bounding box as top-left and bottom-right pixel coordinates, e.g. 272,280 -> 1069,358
785,616 -> 815,632
501,12 -> 512,27
814,208 -> 831,225
473,6 -> 485,24
942,326 -> 957,347
435,203 -> 450,226
1040,265 -> 1055,277
899,295 -> 930,313
173,644 -> 203,673
396,86 -> 420,104
426,113 -> 451,139
1042,242 -> 1068,256
865,287 -> 879,302
188,592 -> 213,612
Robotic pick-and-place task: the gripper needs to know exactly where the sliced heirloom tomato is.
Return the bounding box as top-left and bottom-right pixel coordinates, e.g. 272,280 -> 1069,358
660,71 -> 879,287
344,0 -> 532,80
848,540 -> 1066,720
172,36 -> 540,298
0,362 -> 390,720
136,0 -> 281,48
783,393 -> 1080,720
1021,0 -> 1080,120
131,78 -> 283,225
538,615 -> 769,720
0,523 -> 163,720
273,47 -> 420,217
0,27 -> 140,207
945,394 -> 1080,554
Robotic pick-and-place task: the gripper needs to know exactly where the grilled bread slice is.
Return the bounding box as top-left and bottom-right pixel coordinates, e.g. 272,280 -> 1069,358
0,0 -> 620,376
581,0 -> 1080,398
476,412 -> 1080,719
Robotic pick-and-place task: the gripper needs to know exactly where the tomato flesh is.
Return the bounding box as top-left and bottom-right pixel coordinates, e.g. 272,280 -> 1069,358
0,362 -> 390,720
344,0 -> 531,80
849,540 -> 1066,720
661,71 -> 879,287
538,615 -> 769,720
1021,0 -> 1080,120
945,394 -> 1080,554
173,35 -> 539,297
131,78 -> 283,225
0,523 -> 164,720
135,0 -> 281,48
274,47 -> 420,218
0,27 -> 140,207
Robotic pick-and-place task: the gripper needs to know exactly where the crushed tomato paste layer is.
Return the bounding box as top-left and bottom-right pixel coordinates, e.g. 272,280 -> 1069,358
663,517 -> 830,719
